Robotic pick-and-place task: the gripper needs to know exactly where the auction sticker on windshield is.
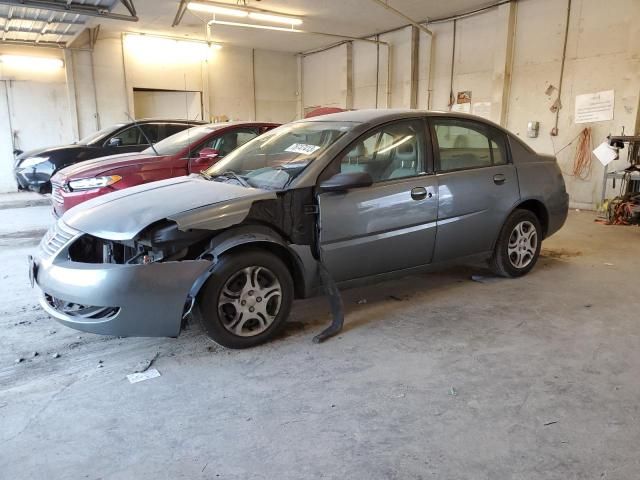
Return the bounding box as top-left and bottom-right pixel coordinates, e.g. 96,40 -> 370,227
285,143 -> 321,155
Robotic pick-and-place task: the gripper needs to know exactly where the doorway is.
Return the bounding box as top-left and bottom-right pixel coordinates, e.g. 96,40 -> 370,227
133,88 -> 203,122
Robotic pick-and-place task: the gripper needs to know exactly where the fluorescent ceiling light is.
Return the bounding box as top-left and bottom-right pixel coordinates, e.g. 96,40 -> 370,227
209,19 -> 303,33
248,12 -> 303,26
0,54 -> 63,70
188,2 -> 248,17
124,34 -> 219,62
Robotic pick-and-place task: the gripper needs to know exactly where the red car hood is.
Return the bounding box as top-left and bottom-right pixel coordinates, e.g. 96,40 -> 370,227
53,152 -> 167,183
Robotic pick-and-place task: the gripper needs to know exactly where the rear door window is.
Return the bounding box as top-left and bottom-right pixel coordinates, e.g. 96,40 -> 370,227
432,118 -> 508,172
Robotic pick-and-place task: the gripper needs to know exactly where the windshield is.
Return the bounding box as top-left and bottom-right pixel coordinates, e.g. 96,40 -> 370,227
203,121 -> 353,190
78,124 -> 124,145
143,125 -> 214,156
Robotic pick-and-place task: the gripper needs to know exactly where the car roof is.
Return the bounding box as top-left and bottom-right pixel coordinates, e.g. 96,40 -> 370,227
132,118 -> 206,124
296,108 -> 523,141
199,121 -> 279,130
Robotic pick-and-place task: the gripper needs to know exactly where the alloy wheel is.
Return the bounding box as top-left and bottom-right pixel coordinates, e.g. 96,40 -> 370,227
507,220 -> 538,269
217,266 -> 282,337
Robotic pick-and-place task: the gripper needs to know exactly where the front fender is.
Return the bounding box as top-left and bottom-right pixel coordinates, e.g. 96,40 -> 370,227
187,225 -> 306,298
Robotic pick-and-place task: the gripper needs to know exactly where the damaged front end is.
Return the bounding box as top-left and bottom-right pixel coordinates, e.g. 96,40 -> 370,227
34,219 -> 211,337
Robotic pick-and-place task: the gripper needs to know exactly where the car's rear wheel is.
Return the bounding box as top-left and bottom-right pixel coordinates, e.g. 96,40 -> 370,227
198,249 -> 293,348
490,209 -> 542,278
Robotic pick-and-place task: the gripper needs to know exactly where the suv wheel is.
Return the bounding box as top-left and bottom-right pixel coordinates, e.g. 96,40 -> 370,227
198,249 -> 293,348
490,209 -> 542,278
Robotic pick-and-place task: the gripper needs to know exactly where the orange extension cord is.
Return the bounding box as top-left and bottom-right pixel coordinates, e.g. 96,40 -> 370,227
572,127 -> 592,180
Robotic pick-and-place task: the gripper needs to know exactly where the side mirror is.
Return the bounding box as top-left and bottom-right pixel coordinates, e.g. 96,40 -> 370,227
189,148 -> 220,173
319,171 -> 373,192
108,137 -> 123,147
198,147 -> 220,161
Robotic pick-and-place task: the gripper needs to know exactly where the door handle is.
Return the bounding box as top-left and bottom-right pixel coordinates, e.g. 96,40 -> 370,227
493,174 -> 506,185
411,186 -> 432,200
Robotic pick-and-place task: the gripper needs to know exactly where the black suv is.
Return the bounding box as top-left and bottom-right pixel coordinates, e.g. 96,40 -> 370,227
14,119 -> 205,193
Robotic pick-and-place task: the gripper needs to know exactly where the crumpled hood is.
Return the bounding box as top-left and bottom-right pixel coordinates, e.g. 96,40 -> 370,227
62,175 -> 276,240
54,152 -> 159,181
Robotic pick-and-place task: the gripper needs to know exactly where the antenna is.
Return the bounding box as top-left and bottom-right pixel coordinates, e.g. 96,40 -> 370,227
124,111 -> 160,156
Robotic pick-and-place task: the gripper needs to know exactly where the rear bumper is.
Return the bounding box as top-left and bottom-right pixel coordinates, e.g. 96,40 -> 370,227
33,222 -> 211,337
547,191 -> 569,238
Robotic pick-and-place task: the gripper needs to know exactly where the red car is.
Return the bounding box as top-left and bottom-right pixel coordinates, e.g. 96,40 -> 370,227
51,121 -> 278,217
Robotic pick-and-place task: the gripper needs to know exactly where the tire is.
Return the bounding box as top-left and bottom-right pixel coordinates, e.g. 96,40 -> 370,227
198,249 -> 294,349
490,209 -> 542,278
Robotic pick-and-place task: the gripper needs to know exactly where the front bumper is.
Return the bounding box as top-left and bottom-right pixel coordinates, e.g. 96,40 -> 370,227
14,163 -> 53,191
33,221 -> 210,337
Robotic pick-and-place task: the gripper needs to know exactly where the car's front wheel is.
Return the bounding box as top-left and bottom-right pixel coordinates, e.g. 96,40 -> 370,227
490,209 -> 542,277
198,249 -> 293,348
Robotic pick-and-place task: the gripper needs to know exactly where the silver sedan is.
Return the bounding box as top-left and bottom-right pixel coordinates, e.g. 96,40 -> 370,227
31,110 -> 569,348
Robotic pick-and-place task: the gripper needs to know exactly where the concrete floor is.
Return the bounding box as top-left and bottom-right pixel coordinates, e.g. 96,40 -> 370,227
1,202 -> 639,480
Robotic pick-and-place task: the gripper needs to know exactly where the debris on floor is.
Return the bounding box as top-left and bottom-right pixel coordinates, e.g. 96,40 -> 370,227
127,368 -> 161,384
449,387 -> 458,396
133,351 -> 160,373
541,248 -> 582,259
470,274 -> 501,284
51,353 -> 60,359
543,421 -> 558,426
15,358 -> 24,364
356,298 -> 367,305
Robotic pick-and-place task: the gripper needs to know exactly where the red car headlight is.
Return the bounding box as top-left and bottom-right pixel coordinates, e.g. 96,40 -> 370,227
68,175 -> 122,191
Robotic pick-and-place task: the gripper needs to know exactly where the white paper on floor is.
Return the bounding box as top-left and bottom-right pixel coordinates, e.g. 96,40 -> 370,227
127,368 -> 161,384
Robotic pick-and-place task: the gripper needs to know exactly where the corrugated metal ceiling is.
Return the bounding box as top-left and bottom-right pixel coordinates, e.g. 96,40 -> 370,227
0,0 -> 117,46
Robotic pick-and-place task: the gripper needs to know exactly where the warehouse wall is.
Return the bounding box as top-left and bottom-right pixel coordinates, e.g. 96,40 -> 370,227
300,0 -> 640,208
0,34 -> 299,192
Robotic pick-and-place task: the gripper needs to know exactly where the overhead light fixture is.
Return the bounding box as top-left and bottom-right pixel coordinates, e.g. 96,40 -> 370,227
248,12 -> 302,26
209,19 -> 303,33
188,2 -> 248,17
0,54 -> 63,70
124,34 -> 220,62
189,1 -> 302,26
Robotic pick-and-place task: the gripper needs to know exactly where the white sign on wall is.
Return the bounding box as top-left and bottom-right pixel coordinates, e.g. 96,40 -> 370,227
575,90 -> 614,124
472,102 -> 492,119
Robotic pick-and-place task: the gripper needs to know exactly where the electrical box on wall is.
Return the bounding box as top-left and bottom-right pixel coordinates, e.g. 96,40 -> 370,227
527,121 -> 539,138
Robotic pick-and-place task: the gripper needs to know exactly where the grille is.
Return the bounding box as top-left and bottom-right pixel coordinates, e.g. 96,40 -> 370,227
40,221 -> 80,258
44,294 -> 120,320
51,182 -> 64,205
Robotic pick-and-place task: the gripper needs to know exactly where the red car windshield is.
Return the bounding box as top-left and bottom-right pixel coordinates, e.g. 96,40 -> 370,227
143,125 -> 215,156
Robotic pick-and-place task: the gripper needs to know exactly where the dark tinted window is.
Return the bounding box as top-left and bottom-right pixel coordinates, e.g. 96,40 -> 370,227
193,128 -> 259,157
433,119 -> 507,171
109,124 -> 158,146
164,123 -> 190,138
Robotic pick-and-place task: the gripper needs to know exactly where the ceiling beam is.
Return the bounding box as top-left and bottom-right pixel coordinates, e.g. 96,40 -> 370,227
0,0 -> 139,22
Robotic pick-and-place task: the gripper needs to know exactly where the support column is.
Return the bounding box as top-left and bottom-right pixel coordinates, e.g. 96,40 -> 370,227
410,26 -> 419,109
63,49 -> 80,141
345,42 -> 353,109
491,1 -> 516,126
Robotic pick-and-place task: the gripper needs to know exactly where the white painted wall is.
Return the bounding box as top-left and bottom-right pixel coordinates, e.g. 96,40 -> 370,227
133,90 -> 202,120
254,49 -> 298,123
0,36 -> 299,192
302,44 -> 349,113
300,0 -> 640,208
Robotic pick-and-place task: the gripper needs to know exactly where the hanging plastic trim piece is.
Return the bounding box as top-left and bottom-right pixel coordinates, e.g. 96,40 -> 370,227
312,261 -> 344,344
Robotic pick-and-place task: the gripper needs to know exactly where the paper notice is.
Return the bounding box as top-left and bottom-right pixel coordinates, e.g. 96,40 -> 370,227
452,103 -> 471,114
127,368 -> 161,384
472,102 -> 492,119
284,143 -> 321,155
575,90 -> 614,124
592,141 -> 617,167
